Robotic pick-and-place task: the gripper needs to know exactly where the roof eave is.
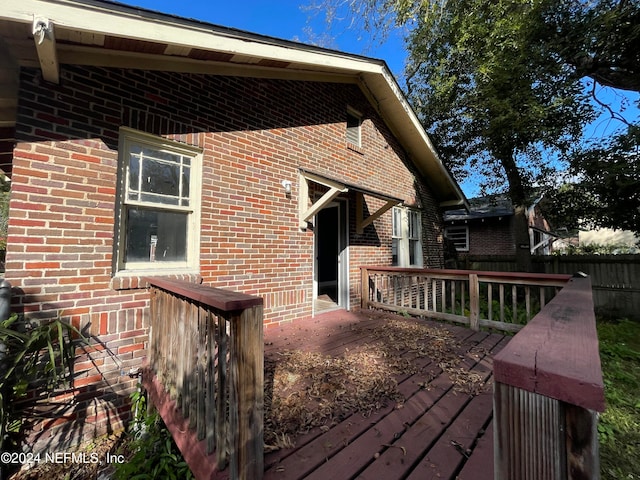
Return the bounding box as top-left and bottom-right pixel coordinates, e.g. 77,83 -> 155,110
2,0 -> 468,207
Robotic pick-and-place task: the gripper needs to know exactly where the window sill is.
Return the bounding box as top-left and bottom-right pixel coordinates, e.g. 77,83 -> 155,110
111,272 -> 203,291
346,142 -> 365,155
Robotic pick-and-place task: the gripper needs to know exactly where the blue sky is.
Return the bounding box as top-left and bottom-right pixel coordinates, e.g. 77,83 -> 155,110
118,0 -> 407,77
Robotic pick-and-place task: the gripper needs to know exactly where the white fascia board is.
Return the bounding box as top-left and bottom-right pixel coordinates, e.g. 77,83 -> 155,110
3,0 -> 382,75
361,69 -> 467,205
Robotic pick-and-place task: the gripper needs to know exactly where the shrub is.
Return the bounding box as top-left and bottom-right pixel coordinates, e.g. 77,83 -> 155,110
114,386 -> 194,480
0,314 -> 85,478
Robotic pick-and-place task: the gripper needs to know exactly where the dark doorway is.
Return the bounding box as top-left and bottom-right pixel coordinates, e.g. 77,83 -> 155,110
314,200 -> 348,313
317,205 -> 339,302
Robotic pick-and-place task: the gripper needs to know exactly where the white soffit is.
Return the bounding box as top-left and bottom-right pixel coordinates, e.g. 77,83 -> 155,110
2,0 -> 382,75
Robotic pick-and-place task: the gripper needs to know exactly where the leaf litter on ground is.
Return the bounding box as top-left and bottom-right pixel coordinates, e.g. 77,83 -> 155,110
264,314 -> 489,451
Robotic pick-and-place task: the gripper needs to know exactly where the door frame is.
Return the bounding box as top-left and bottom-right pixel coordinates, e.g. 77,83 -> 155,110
313,198 -> 349,314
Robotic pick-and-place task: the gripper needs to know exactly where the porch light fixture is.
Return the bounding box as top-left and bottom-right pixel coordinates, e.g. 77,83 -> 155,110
282,180 -> 292,194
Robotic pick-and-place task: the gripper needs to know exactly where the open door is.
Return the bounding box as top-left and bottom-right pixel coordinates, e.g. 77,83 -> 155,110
314,201 -> 348,313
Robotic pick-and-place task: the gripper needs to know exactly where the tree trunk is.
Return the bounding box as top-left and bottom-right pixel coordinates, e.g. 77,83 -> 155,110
500,152 -> 532,272
513,204 -> 532,272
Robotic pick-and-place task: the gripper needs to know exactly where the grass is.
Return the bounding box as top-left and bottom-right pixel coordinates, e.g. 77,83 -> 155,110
597,318 -> 640,479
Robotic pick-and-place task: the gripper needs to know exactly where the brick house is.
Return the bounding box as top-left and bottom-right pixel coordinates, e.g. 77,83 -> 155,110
444,195 -> 554,258
0,0 -> 466,452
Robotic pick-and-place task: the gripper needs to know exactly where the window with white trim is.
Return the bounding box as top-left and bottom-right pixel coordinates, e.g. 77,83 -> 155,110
114,128 -> 202,274
346,107 -> 362,147
392,207 -> 423,267
444,225 -> 469,252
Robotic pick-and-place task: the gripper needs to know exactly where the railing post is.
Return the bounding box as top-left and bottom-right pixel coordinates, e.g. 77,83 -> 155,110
493,276 -> 604,480
143,278 -> 264,480
469,273 -> 480,331
229,304 -> 264,480
361,267 -> 369,309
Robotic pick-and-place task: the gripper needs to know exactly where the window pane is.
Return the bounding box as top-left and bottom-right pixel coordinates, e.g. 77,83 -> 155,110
142,158 -> 180,197
182,165 -> 190,204
409,239 -> 418,265
445,227 -> 469,251
125,207 -> 188,263
127,143 -> 190,205
408,211 -> 419,239
392,208 -> 402,237
128,155 -> 140,192
346,111 -> 361,146
392,238 -> 398,266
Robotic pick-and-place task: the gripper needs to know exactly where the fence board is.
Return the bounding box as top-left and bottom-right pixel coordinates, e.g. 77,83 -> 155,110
462,255 -> 640,320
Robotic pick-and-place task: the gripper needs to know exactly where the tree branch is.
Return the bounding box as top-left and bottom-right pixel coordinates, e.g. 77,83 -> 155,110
589,80 -> 633,128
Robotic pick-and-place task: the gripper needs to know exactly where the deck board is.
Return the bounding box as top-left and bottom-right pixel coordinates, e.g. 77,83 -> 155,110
263,309 -> 509,480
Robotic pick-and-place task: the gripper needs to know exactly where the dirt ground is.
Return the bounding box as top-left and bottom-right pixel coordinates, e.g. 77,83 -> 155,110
7,433 -> 124,480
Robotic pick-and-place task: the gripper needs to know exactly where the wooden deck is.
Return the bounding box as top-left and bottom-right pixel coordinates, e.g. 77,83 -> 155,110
262,309 -> 509,480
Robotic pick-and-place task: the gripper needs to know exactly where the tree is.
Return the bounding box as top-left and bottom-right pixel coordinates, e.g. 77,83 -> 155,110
313,0 -> 639,268
542,0 -> 640,93
542,126 -> 640,235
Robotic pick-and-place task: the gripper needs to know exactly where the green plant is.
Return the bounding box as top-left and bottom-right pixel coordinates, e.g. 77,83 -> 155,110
0,314 -> 85,454
597,318 -> 640,479
114,386 -> 194,480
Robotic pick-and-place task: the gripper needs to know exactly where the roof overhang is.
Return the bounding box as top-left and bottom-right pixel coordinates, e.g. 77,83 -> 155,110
0,0 -> 467,208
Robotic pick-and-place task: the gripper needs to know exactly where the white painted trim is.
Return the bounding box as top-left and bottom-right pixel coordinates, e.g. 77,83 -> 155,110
113,127 -> 203,275
299,172 -> 348,228
32,16 -> 59,83
3,0 -> 384,74
312,199 -> 349,312
2,0 -> 468,207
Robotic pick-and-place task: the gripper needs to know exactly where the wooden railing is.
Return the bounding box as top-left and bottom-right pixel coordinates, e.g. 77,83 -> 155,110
143,277 -> 264,480
360,266 -> 572,333
493,274 -> 605,479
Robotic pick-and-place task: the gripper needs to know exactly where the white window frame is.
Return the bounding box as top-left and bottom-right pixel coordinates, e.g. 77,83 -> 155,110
445,225 -> 469,252
346,107 -> 362,147
114,127 -> 202,275
392,206 -> 423,267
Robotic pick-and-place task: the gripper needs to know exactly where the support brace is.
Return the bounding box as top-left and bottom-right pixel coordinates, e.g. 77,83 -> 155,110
33,16 -> 59,84
298,170 -> 402,231
355,192 -> 399,234
298,172 -> 347,229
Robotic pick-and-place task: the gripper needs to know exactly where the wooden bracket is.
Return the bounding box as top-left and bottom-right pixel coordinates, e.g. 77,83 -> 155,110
298,172 -> 347,229
33,16 -> 59,84
356,192 -> 399,234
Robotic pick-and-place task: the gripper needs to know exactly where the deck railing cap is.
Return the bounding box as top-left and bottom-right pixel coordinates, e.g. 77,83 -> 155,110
145,276 -> 263,312
493,276 -> 605,412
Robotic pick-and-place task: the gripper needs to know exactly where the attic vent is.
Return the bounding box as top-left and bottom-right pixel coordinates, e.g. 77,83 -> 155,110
346,108 -> 362,147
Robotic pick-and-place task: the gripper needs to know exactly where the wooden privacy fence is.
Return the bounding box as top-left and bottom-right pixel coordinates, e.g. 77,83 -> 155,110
493,275 -> 605,479
361,266 -> 571,333
461,254 -> 640,320
143,277 -> 264,480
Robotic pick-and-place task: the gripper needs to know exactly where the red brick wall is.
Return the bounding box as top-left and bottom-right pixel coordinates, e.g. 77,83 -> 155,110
467,218 -> 515,256
6,65 -> 443,450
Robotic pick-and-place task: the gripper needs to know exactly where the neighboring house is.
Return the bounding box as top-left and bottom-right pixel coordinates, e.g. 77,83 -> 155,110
0,0 -> 466,451
444,195 -> 554,257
